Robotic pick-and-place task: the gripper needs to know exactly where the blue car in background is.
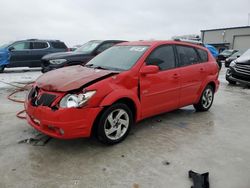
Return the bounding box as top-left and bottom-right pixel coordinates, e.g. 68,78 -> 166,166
0,39 -> 68,73
205,44 -> 221,69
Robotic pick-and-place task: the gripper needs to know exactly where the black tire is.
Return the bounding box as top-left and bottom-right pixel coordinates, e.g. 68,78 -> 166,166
193,85 -> 214,112
216,61 -> 222,70
227,79 -> 236,85
226,76 -> 236,85
96,103 -> 133,145
0,66 -> 5,73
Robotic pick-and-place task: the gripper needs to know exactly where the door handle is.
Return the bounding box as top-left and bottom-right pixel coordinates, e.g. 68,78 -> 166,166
200,68 -> 205,73
172,73 -> 179,79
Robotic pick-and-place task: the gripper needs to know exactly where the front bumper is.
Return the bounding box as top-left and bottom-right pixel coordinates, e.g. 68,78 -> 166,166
25,101 -> 103,139
41,60 -> 65,73
226,68 -> 250,86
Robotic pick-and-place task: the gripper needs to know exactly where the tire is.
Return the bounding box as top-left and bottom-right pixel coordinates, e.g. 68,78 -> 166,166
96,103 -> 133,145
0,65 -> 5,73
226,75 -> 236,85
216,61 -> 222,70
193,85 -> 214,112
225,69 -> 236,85
227,79 -> 236,85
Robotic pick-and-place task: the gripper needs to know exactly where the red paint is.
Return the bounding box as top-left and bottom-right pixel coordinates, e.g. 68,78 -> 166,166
25,40 -> 219,139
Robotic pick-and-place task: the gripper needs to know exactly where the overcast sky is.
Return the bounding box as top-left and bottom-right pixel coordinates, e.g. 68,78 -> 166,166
0,0 -> 249,47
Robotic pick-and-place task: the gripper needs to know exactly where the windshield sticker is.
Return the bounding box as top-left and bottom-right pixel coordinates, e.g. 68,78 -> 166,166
129,47 -> 147,52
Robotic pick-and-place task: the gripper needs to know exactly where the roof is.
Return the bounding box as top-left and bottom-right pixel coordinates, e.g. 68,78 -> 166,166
201,26 -> 250,32
118,40 -> 208,50
21,39 -> 64,42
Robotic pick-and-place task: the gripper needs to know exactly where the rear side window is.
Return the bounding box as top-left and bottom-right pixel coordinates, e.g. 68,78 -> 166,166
197,48 -> 208,62
146,45 -> 176,70
176,45 -> 199,67
33,42 -> 48,49
96,43 -> 115,53
50,42 -> 67,49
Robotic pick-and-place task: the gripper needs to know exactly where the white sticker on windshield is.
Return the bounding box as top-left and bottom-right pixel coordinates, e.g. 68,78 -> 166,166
129,47 -> 146,52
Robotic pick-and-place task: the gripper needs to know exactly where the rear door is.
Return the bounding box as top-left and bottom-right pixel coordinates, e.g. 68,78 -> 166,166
175,45 -> 207,107
29,41 -> 50,67
140,45 -> 180,118
9,41 -> 32,67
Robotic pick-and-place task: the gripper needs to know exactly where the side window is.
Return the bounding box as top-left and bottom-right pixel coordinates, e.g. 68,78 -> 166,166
146,45 -> 176,70
96,43 -> 115,53
176,45 -> 199,67
11,42 -> 30,50
50,42 -> 67,49
33,42 -> 48,49
197,48 -> 208,62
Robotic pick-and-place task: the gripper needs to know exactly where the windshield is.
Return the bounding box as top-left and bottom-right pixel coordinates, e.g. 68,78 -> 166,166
86,45 -> 149,71
236,49 -> 250,62
230,52 -> 241,57
75,41 -> 101,54
0,42 -> 12,49
220,50 -> 234,56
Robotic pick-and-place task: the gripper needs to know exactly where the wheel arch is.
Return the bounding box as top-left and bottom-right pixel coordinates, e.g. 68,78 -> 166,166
195,80 -> 217,104
90,90 -> 141,137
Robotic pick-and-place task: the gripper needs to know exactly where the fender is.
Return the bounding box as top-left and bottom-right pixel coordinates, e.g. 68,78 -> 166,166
195,75 -> 218,103
99,89 -> 142,121
0,49 -> 10,67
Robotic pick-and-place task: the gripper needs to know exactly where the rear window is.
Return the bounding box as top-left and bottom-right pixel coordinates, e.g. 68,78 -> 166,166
50,42 -> 67,49
176,45 -> 199,67
197,48 -> 208,62
33,42 -> 48,49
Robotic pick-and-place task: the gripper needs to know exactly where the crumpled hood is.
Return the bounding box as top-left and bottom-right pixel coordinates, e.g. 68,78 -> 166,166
42,51 -> 90,60
36,65 -> 117,92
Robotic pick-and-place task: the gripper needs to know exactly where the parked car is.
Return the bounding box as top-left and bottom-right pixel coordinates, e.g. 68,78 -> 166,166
0,39 -> 68,73
226,49 -> 250,85
217,49 -> 238,64
205,44 -> 219,59
41,40 -> 126,73
25,40 -> 219,144
224,51 -> 241,67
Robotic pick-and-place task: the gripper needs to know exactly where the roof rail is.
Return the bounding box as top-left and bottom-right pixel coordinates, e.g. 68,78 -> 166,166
174,38 -> 204,46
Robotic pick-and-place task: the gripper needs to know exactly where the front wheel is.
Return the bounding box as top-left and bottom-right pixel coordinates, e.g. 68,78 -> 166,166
0,65 -> 5,73
194,85 -> 214,112
96,103 -> 133,145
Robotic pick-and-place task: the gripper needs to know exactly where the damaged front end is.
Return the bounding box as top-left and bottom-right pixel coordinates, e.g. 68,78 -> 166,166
25,65 -> 119,139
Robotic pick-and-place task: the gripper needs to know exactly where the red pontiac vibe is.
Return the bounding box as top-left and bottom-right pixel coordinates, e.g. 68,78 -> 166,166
25,40 -> 220,144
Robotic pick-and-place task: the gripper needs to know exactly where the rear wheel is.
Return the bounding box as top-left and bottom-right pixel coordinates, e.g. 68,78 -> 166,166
0,65 -> 5,73
96,103 -> 133,145
194,85 -> 214,112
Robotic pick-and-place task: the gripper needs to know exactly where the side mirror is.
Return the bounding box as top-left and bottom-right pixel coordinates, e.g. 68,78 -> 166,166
140,65 -> 159,75
8,47 -> 14,51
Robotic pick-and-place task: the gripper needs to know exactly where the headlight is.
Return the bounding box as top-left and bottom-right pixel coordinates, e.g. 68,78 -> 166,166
49,59 -> 67,65
229,61 -> 236,67
59,91 -> 96,108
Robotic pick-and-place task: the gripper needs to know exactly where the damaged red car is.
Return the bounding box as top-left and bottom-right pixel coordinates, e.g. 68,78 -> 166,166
25,40 -> 219,144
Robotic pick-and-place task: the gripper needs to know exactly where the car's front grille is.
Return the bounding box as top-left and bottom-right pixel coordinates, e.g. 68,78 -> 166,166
235,63 -> 250,76
29,88 -> 56,107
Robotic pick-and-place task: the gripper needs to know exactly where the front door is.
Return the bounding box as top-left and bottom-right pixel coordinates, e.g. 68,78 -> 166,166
9,41 -> 32,67
140,45 -> 180,118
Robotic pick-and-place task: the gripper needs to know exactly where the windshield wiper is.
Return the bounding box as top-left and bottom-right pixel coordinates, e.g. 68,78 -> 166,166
85,64 -> 93,67
85,64 -> 107,70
